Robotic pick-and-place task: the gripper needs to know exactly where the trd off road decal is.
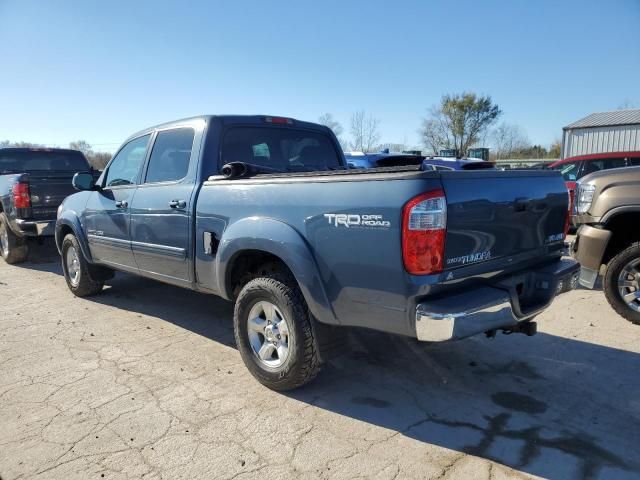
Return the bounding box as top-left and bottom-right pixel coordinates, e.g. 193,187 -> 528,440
323,213 -> 391,229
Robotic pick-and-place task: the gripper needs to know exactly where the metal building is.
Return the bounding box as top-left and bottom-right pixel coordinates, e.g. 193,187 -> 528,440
562,109 -> 640,159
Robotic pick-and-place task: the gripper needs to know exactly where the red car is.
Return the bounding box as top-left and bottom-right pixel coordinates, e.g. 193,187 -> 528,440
549,152 -> 640,211
549,151 -> 640,188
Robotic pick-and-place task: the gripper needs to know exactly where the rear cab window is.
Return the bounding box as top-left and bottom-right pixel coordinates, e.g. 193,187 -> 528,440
0,150 -> 90,173
221,127 -> 342,173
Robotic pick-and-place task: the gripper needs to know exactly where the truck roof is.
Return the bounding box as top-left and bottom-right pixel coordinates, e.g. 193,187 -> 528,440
126,115 -> 332,144
0,147 -> 84,155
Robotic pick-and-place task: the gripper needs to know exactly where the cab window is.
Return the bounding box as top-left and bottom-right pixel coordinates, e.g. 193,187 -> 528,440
221,127 -> 341,173
145,128 -> 194,183
104,135 -> 151,187
581,158 -> 627,177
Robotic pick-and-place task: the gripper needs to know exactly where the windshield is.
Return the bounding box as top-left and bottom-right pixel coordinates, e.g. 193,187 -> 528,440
552,162 -> 579,181
0,150 -> 90,173
221,127 -> 342,173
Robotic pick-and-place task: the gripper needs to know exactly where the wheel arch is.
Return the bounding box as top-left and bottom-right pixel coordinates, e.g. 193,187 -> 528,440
602,210 -> 640,265
55,215 -> 93,263
216,217 -> 338,326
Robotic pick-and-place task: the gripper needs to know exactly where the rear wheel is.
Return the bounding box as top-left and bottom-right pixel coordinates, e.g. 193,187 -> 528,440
0,213 -> 28,264
61,234 -> 104,297
234,274 -> 322,390
604,243 -> 640,325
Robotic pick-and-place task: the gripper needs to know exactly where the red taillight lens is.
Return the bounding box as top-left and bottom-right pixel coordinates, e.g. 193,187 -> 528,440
264,116 -> 293,124
402,189 -> 447,275
12,182 -> 31,208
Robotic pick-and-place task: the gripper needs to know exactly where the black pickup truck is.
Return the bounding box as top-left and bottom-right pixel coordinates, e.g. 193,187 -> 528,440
0,147 -> 93,263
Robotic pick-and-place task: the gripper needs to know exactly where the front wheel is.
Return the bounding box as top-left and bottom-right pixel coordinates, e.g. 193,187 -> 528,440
234,275 -> 322,390
604,242 -> 640,325
61,234 -> 104,297
0,213 -> 28,264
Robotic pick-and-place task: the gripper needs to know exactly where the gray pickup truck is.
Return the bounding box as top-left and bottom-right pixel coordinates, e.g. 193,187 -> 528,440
56,115 -> 578,390
0,147 -> 93,263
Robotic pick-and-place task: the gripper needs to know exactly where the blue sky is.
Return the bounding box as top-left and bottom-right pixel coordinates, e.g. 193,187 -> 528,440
1,0 -> 639,152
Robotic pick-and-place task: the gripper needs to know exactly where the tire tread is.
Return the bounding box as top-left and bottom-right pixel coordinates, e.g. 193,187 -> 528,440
234,274 -> 322,390
604,242 -> 640,325
62,234 -> 104,297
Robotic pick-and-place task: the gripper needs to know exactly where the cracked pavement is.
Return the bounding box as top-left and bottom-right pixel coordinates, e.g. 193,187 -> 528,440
1,240 -> 639,479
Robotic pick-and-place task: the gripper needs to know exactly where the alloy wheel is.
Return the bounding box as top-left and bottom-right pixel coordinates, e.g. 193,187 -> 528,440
617,258 -> 640,312
66,245 -> 81,287
246,300 -> 291,368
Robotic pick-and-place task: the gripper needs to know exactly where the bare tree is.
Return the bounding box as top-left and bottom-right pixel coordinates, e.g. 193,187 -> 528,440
350,111 -> 381,152
89,152 -> 112,169
420,92 -> 501,155
318,113 -> 347,150
617,99 -> 639,110
0,140 -> 42,148
69,140 -> 94,156
491,123 -> 530,159
69,140 -> 111,170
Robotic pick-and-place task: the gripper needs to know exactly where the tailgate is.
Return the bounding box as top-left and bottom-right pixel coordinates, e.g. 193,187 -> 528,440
440,170 -> 568,270
26,172 -> 79,220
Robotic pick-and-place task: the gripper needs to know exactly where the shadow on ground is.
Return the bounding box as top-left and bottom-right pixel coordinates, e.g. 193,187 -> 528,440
15,244 -> 640,479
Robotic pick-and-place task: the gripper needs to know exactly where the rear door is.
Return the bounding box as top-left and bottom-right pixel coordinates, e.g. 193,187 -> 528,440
84,134 -> 151,269
439,170 -> 568,270
129,127 -> 198,286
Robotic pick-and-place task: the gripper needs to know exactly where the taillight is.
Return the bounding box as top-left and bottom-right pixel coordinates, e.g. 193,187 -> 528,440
402,189 -> 447,275
12,182 -> 31,209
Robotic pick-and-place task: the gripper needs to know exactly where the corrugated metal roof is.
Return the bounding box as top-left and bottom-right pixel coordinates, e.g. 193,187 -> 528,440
564,109 -> 640,129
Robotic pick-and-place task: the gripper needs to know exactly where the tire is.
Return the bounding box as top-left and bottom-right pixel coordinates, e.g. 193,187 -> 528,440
604,242 -> 640,325
0,213 -> 28,264
61,234 -> 104,297
234,274 -> 322,390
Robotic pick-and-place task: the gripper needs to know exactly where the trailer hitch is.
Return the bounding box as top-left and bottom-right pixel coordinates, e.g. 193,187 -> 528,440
485,321 -> 537,339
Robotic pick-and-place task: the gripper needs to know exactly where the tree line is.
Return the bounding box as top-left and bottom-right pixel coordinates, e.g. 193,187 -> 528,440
3,92 -> 565,167
0,139 -> 112,169
319,92 -> 562,159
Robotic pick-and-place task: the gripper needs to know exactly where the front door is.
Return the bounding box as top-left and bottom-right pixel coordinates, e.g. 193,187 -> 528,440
84,134 -> 151,270
129,127 -> 196,285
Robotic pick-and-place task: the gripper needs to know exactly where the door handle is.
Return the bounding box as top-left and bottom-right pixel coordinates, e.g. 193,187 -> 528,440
169,199 -> 186,209
115,200 -> 128,208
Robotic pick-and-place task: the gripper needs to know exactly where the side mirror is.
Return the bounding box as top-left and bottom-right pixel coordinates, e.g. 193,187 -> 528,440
72,172 -> 98,191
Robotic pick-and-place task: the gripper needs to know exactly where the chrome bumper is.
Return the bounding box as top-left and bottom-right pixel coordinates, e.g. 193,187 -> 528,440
415,259 -> 580,342
14,219 -> 56,237
416,287 -> 517,342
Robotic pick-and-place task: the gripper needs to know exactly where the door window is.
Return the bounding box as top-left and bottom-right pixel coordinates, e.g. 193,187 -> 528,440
145,128 -> 195,183
580,158 -> 627,177
104,135 -> 151,187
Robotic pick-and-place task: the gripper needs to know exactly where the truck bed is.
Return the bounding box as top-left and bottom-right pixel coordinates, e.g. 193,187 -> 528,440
196,168 -> 569,337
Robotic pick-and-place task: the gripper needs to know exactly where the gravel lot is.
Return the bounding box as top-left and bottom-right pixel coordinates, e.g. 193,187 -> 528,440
1,240 -> 639,480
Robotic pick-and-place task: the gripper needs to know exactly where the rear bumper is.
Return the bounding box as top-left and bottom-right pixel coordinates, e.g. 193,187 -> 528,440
415,258 -> 579,342
571,225 -> 611,289
13,219 -> 56,237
